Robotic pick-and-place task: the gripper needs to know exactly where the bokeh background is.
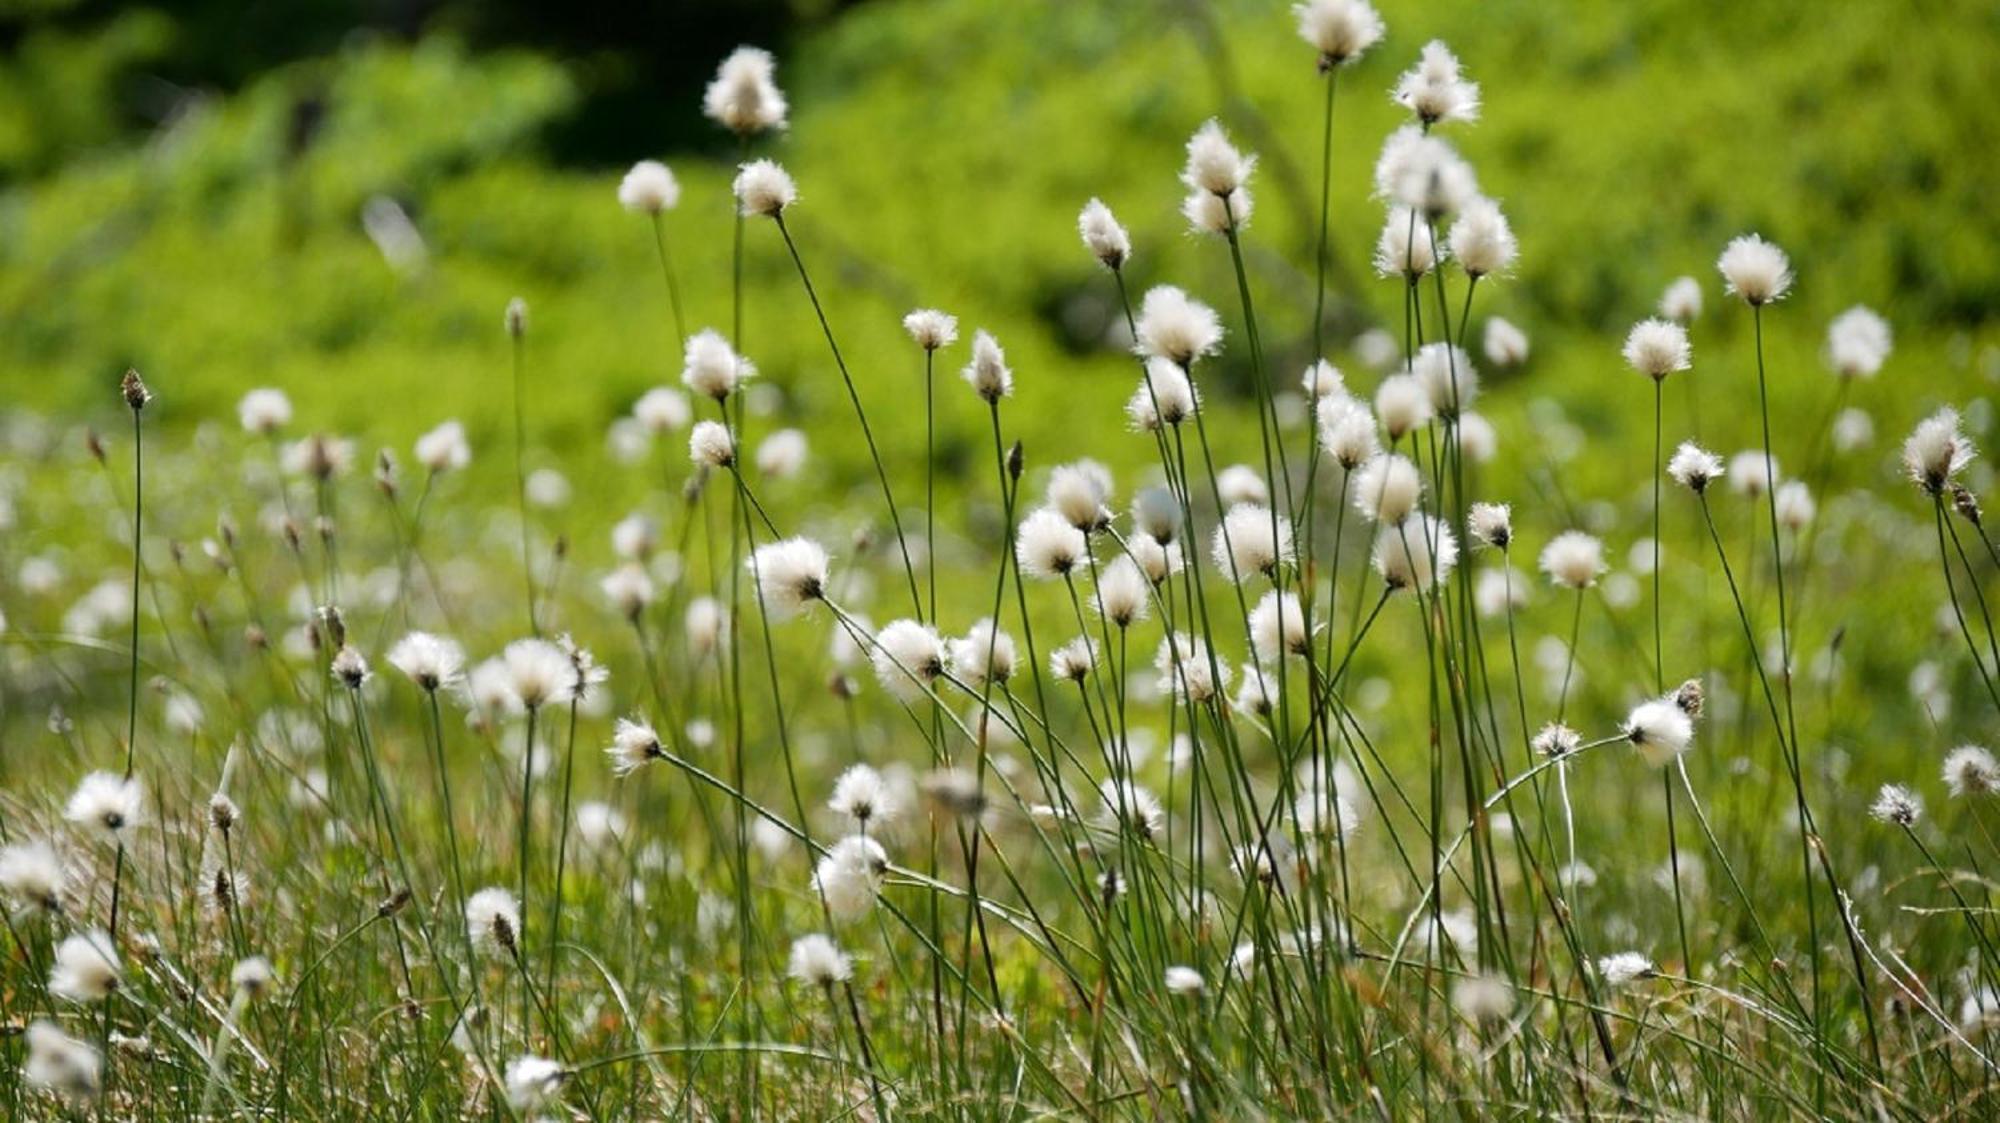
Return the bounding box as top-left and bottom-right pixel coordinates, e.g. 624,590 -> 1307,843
3,0 -> 1997,509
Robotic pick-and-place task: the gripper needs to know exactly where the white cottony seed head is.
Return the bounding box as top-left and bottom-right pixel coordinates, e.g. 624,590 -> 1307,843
1078,198 -> 1132,270
788,933 -> 852,987
732,159 -> 797,218
704,46 -> 787,135
1717,233 -> 1792,306
618,160 -> 680,214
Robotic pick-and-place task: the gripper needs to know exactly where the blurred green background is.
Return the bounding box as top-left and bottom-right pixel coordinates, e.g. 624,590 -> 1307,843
3,0 -> 1997,509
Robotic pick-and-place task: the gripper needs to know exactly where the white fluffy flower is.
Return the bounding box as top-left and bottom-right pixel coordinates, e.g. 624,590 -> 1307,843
1047,462 -> 1113,530
606,717 -> 664,777
1374,206 -> 1439,278
1051,636 -> 1099,682
1825,305 -> 1891,379
504,1055 -> 566,1112
733,159 -> 796,217
612,513 -> 659,560
387,632 -> 465,693
1622,318 -> 1691,380
1475,566 -> 1529,617
600,565 -> 655,621
1293,0 -> 1384,66
1095,556 -> 1151,627
813,835 -> 888,923
686,596 -> 727,656
24,1020 -> 100,1100
689,420 -> 735,468
1078,198 -> 1131,269
1128,357 -> 1199,430
1372,516 -> 1458,592
501,638 -> 574,709
1539,531 -> 1605,590
49,929 -> 120,1003
231,955 -> 276,997
756,428 -> 808,478
633,387 -> 691,433
1217,464 -> 1269,508
1212,504 -> 1292,580
1869,784 -> 1922,827
1624,695 -> 1694,767
1410,343 -> 1478,415
1774,481 -> 1815,532
1317,396 -> 1379,469
237,388 -> 292,435
903,308 -> 959,351
681,329 -> 754,400
1659,276 -> 1703,322
749,538 -> 829,618
1467,502 -> 1512,550
1099,778 -> 1165,842
1300,360 -> 1345,399
1016,508 -> 1089,579
1373,372 -> 1433,439
1352,453 -> 1423,525
788,933 -> 852,987
961,329 -> 1014,402
1903,407 -> 1975,495
1667,442 -> 1724,494
1184,185 -> 1254,235
1598,952 -> 1655,988
1134,286 -> 1223,366
413,419 -> 470,474
65,772 -> 143,840
0,840 -> 65,914
618,160 -> 680,214
1717,233 -> 1792,305
1448,196 -> 1516,277
466,886 -> 522,957
1155,633 -> 1230,702
1182,119 -> 1256,196
1943,745 -> 1999,798
1375,130 -> 1472,215
1393,40 -> 1480,126
871,620 -> 947,701
829,764 -> 891,830
703,46 -> 787,135
1249,590 -> 1310,660
1483,316 -> 1528,368
951,618 -> 1017,687
1727,450 -> 1779,498
1164,965 -> 1206,995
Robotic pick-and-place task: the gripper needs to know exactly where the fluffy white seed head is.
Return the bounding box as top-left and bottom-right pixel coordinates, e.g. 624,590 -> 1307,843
1078,198 -> 1132,269
634,387 -> 691,433
1017,508 -> 1089,579
1132,486 -> 1182,545
1539,531 -> 1605,590
1155,633 -> 1230,703
387,632 -> 465,693
1373,516 -> 1458,592
871,620 -> 947,701
1125,533 -> 1182,585
1182,119 -> 1256,196
618,160 -> 680,214
681,330 -> 754,400
688,420 -> 735,468
1165,965 -> 1206,996
903,308 -> 959,351
1047,463 -> 1113,530
231,956 -> 275,998
237,388 -> 292,435
1393,40 -> 1480,126
961,330 -> 1014,402
501,638 -> 574,710
1128,357 -> 1199,430
951,618 -> 1017,687
1352,453 -> 1423,525
788,933 -> 852,987
1942,745 -> 1999,798
703,46 -> 787,135
466,887 -> 521,957
1217,464 -> 1269,508
1775,481 -> 1815,532
1317,396 -> 1379,470
1249,590 -> 1311,660
24,1020 -> 100,1100
1300,360 -> 1345,399
1475,565 -> 1529,617
1051,636 -> 1099,682
1374,206 -> 1439,278
1533,722 -> 1581,759
330,646 -> 371,689
749,538 -> 829,619
1410,343 -> 1478,416
1449,196 -> 1516,277
1668,442 -> 1725,494
1660,276 -> 1703,322
1100,778 -> 1165,842
829,765 -> 891,830
1182,185 -> 1254,236
1903,407 -> 1975,495
1598,952 -> 1655,988
600,565 -> 655,621
1095,556 -> 1151,628
0,841 -> 65,915
813,835 -> 888,923
504,1056 -> 566,1112
733,159 -> 797,218
756,428 -> 808,478
1624,695 -> 1694,767
1825,305 -> 1891,379
1717,233 -> 1792,305
50,929 -> 121,1003
1727,450 -> 1779,498
413,419 -> 470,474
1467,502 -> 1512,550
1870,784 -> 1922,827
1373,372 -> 1433,438
1134,286 -> 1223,367
1483,316 -> 1528,368
1212,504 -> 1292,581
606,717 -> 664,777
1622,318 -> 1692,380
65,773 -> 143,840
1293,0 -> 1385,67
1374,127 -> 1479,219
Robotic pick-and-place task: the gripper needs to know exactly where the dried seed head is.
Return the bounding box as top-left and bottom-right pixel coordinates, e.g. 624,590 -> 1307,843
1952,484 -> 1983,526
1673,679 -> 1705,719
121,370 -> 152,411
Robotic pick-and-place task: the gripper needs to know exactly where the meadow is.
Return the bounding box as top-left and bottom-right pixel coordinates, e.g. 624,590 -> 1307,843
2,0 -> 2000,1118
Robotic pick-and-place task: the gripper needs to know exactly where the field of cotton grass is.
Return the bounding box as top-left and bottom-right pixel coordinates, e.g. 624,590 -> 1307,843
3,2 -> 1999,1119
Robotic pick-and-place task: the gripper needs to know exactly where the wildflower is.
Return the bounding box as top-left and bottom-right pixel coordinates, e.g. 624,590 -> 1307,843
466,887 -> 522,957
607,717 -> 665,777
1870,784 -> 1922,827
1667,442 -> 1724,494
1300,360 -> 1345,400
24,1021 -> 100,1100
1048,462 -> 1113,530
1539,531 -> 1605,589
951,618 -> 1017,687
505,297 -> 528,337
557,635 -> 609,701
1673,678 -> 1704,719
1213,504 -> 1292,579
284,434 -> 354,479
1132,486 -> 1182,545
237,388 -> 292,435
1467,502 -> 1511,550
1217,465 -> 1269,507
120,369 -> 151,411
599,565 -> 655,622
1660,276 -> 1703,322
1077,198 -> 1131,270
1155,633 -> 1230,702
1825,305 -> 1891,379
1943,745 -> 1999,798
387,632 -> 465,693
231,956 -> 276,998
1774,481 -> 1815,531
0,841 -> 65,915
1317,396 -> 1380,469
1374,372 -> 1433,438
1164,965 -> 1206,996
1393,40 -> 1480,126
788,933 -> 853,987
703,46 -> 787,135
1017,508 -> 1088,579
1373,517 -> 1458,592
1624,695 -> 1695,767
1133,286 -> 1223,367
504,1056 -> 566,1112
1352,453 -> 1423,524
903,308 -> 959,351
1051,637 -> 1098,682
1449,197 -> 1516,277
1183,185 -> 1254,235
682,329 -> 755,401
686,597 -> 727,656
1374,207 -> 1439,278
413,419 -> 470,474
1294,0 -> 1384,68
1411,342 -> 1478,415
736,158 -> 796,217
961,329 -> 1014,402
1717,234 -> 1792,305
1182,119 -> 1255,196
1903,407 -> 1975,495
921,768 -> 987,819
1100,779 -> 1165,842
1249,590 -> 1310,660
813,835 -> 888,923
1533,722 -> 1580,759
1622,318 -> 1691,380
871,620 -> 947,701
1128,358 -> 1199,430
1453,974 -> 1515,1022
65,773 -> 143,840
749,538 -> 829,618
501,638 -> 574,710
689,420 -> 735,468
1727,450 -> 1779,498
830,765 -> 891,831
1483,317 -> 1528,367
1234,663 -> 1279,716
526,468 -> 570,508
49,929 -> 120,1002
618,160 -> 679,214
634,387 -> 691,433
1598,952 -> 1655,987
